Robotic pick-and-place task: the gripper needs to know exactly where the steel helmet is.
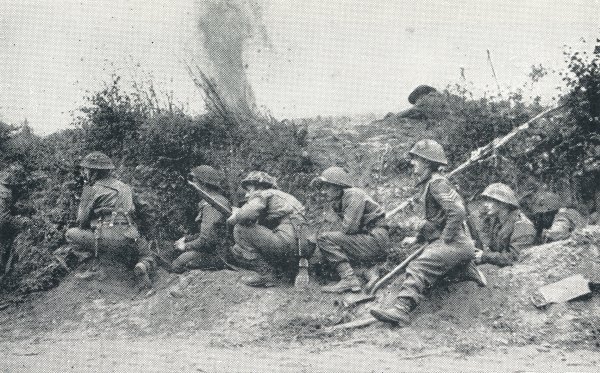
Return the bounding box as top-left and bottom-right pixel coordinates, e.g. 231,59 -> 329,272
481,183 -> 520,208
0,164 -> 26,186
241,171 -> 277,189
408,85 -> 438,105
408,139 -> 448,166
189,165 -> 224,188
80,151 -> 115,170
531,191 -> 562,214
311,167 -> 353,188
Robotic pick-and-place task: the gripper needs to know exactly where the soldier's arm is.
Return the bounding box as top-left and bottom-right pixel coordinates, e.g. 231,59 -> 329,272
76,186 -> 95,229
341,191 -> 366,234
185,204 -> 223,251
481,218 -> 535,267
430,179 -> 466,243
228,194 -> 265,225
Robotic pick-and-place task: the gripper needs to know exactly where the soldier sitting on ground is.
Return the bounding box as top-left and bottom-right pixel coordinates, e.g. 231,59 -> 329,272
370,139 -> 486,327
474,183 -> 536,267
171,165 -> 231,273
528,191 -> 585,244
65,152 -> 157,288
311,167 -> 390,293
227,171 -> 311,288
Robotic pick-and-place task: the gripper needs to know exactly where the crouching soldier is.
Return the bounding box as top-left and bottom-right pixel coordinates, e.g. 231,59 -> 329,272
172,165 -> 231,273
311,167 -> 390,293
370,139 -> 485,326
474,183 -> 536,267
529,191 -> 585,244
227,171 -> 311,288
65,152 -> 156,287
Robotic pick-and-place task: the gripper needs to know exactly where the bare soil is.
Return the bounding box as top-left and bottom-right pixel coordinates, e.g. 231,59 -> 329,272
2,117 -> 600,371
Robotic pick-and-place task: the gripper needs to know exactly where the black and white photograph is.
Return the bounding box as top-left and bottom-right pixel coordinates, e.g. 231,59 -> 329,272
1,1 -> 599,371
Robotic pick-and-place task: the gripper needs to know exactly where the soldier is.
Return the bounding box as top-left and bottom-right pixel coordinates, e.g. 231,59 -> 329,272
474,183 -> 536,267
311,167 -> 390,293
0,164 -> 27,274
397,85 -> 449,121
227,171 -> 310,288
529,191 -> 585,244
370,139 -> 485,326
65,152 -> 156,287
171,165 -> 231,273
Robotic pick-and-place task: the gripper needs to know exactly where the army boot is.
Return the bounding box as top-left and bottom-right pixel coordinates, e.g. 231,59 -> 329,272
134,259 -> 154,289
240,256 -> 277,287
370,297 -> 414,326
322,262 -> 362,293
461,261 -> 487,287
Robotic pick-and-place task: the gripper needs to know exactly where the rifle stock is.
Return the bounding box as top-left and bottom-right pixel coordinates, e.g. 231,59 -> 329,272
187,180 -> 233,217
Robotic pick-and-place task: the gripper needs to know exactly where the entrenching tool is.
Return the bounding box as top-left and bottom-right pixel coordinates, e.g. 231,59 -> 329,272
342,245 -> 425,307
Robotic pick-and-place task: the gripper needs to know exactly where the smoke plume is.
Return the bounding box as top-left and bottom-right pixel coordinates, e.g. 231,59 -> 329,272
196,0 -> 270,120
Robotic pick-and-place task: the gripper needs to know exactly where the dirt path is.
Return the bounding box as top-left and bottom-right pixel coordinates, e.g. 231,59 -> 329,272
2,333 -> 599,372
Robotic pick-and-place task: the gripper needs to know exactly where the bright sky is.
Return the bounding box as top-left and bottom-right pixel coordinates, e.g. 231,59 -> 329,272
0,0 -> 598,135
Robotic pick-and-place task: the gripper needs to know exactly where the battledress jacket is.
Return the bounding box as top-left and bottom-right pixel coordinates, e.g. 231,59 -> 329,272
76,177 -> 135,229
417,173 -> 467,244
332,187 -> 387,234
481,209 -> 536,267
183,194 -> 231,251
232,188 -> 305,229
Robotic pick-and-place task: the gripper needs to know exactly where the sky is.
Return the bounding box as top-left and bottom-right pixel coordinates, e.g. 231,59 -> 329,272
0,0 -> 598,135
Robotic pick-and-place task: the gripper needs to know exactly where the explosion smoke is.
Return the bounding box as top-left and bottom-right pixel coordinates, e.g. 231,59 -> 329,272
196,0 -> 271,120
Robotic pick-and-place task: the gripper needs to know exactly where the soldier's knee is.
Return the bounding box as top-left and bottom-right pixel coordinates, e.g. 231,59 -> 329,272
317,231 -> 343,245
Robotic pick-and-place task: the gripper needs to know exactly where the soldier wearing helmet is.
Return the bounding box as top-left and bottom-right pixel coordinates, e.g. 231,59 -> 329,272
474,183 -> 536,267
528,191 -> 585,244
370,139 -> 485,326
65,151 -> 156,288
311,167 -> 390,293
0,164 -> 27,274
171,165 -> 232,273
227,171 -> 311,288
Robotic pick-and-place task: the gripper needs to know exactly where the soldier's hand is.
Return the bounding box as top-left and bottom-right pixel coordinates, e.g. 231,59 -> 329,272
401,236 -> 417,248
474,249 -> 483,264
174,237 -> 186,251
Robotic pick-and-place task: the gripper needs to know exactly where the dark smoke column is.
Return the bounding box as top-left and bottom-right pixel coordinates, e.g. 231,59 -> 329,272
197,0 -> 270,121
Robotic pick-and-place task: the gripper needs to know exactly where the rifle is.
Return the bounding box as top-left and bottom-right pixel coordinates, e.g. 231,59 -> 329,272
386,105 -> 565,218
187,180 -> 233,217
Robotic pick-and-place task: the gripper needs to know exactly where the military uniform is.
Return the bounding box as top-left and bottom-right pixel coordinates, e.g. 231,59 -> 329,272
65,176 -> 154,264
65,152 -> 154,284
541,208 -> 585,242
171,193 -> 231,272
529,192 -> 585,243
480,209 -> 536,267
317,187 -> 389,265
230,188 -> 306,268
393,172 -> 477,304
370,139 -> 485,326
